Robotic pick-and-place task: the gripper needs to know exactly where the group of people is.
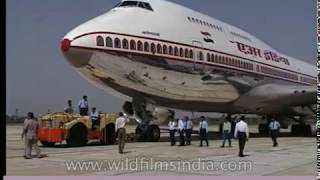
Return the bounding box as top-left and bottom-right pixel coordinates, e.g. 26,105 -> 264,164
168,116 -> 209,147
167,114 -> 281,157
21,99 -> 281,158
64,96 -> 99,129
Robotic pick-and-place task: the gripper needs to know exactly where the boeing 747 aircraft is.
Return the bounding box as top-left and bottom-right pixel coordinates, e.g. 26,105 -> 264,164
61,0 -> 316,142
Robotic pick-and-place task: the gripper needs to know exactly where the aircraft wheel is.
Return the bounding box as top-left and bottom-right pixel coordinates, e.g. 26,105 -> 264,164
258,124 -> 269,136
291,124 -> 312,136
146,125 -> 160,142
135,124 -> 147,142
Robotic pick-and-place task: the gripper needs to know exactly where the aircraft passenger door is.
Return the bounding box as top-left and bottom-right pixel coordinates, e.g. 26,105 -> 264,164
192,40 -> 205,72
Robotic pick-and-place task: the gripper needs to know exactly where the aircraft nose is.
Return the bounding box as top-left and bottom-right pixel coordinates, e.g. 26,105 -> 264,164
60,38 -> 71,52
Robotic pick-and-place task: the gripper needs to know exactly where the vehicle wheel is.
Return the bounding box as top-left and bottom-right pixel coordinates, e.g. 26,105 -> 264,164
291,124 -> 311,136
291,124 -> 300,136
146,125 -> 160,142
101,123 -> 115,145
258,124 -> 269,136
40,141 -> 55,147
66,123 -> 88,147
135,125 -> 146,142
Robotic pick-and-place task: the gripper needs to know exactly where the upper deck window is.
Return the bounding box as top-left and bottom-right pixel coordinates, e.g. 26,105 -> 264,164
117,1 -> 153,11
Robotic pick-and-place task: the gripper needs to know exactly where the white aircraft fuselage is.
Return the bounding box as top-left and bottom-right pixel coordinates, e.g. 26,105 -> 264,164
61,0 -> 316,117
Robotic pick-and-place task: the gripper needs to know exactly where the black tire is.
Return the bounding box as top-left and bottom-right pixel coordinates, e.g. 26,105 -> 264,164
66,123 -> 88,147
40,141 -> 55,147
291,125 -> 311,136
291,125 -> 300,136
146,125 -> 160,142
101,123 -> 116,145
135,125 -> 146,142
258,124 -> 269,136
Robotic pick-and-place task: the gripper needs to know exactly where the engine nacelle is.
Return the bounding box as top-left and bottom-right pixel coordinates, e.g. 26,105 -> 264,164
122,101 -> 173,125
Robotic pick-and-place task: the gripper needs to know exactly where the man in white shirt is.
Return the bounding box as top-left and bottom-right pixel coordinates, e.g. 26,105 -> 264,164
185,116 -> 193,145
221,116 -> 232,148
269,117 -> 280,147
178,118 -> 185,146
78,96 -> 89,116
115,112 -> 130,154
90,107 -> 99,129
64,100 -> 74,114
168,117 -> 177,146
234,116 -> 249,157
199,116 -> 209,147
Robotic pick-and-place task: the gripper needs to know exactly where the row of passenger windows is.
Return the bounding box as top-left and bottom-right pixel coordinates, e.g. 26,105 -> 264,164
300,77 -> 317,84
187,17 -> 223,32
97,36 -> 255,71
260,66 -> 299,81
96,36 -> 316,83
230,31 -> 252,42
206,53 -> 254,70
97,36 -> 195,58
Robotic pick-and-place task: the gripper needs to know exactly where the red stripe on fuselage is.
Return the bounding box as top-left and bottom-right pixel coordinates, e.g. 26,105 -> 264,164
70,45 -> 313,86
71,31 -> 315,79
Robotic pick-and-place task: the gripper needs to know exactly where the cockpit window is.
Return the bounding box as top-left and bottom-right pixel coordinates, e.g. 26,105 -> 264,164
119,1 -> 138,7
116,1 -> 153,11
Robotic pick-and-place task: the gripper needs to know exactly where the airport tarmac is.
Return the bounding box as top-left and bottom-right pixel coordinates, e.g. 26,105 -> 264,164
6,124 -> 315,176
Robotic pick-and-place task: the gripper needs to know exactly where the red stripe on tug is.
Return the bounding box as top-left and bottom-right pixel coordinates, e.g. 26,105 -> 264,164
38,128 -> 66,143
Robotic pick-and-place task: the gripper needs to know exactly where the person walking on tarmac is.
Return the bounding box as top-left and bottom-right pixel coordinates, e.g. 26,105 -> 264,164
185,116 -> 193,145
199,116 -> 209,147
21,112 -> 43,159
64,100 -> 74,114
234,116 -> 249,157
78,95 -> 89,116
115,112 -> 130,154
168,117 -> 177,146
178,117 -> 185,146
269,117 -> 280,147
221,116 -> 232,148
90,107 -> 99,129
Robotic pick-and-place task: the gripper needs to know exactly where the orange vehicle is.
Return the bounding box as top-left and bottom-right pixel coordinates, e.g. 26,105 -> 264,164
37,112 -> 117,147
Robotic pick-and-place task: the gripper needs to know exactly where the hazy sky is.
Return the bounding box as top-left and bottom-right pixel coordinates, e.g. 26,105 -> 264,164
6,0 -> 316,116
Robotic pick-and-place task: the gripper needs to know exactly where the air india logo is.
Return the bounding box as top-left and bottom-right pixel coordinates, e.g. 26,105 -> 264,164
201,31 -> 214,44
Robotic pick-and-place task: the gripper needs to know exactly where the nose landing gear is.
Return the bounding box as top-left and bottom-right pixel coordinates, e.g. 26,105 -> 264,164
136,124 -> 160,142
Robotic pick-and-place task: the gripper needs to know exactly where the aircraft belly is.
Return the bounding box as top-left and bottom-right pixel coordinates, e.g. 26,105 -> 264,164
76,51 -> 240,108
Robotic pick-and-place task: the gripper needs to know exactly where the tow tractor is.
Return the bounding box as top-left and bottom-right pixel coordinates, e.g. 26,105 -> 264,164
37,112 -> 117,147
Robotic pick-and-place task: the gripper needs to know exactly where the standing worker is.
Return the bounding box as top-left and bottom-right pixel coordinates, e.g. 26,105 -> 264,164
234,116 -> 249,157
269,117 -> 280,147
64,100 -> 74,113
21,112 -> 43,159
178,117 -> 185,146
168,117 -> 177,146
185,116 -> 193,145
78,95 -> 89,116
221,116 -> 232,148
90,107 -> 99,129
115,112 -> 130,154
199,116 -> 209,147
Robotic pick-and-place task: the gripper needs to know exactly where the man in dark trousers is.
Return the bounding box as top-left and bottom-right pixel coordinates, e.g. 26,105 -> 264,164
234,116 -> 249,157
178,118 -> 185,146
168,117 -> 177,146
199,116 -> 209,147
185,116 -> 193,145
269,117 -> 280,147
